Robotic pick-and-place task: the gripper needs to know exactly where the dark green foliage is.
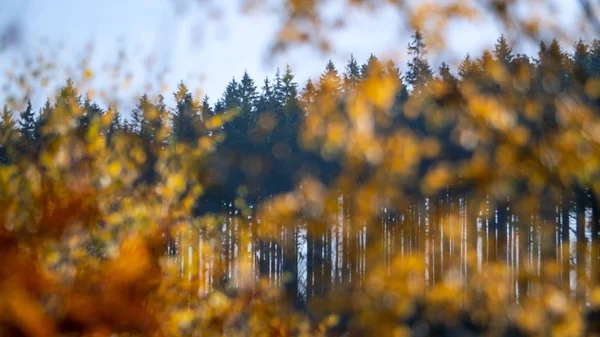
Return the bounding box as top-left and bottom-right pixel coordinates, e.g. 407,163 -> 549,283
0,105 -> 15,164
300,79 -> 317,110
343,54 -> 361,92
5,40 -> 600,310
239,70 -> 257,116
18,100 -> 35,143
406,30 -> 433,90
494,35 -> 514,69
172,82 -> 201,143
201,95 -> 213,119
107,108 -> 122,143
79,96 -> 104,136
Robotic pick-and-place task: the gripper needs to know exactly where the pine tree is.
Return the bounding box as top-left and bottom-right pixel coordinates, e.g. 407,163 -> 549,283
535,39 -> 568,135
385,59 -> 409,116
361,54 -> 383,78
222,78 -> 241,111
214,100 -> 226,115
588,40 -> 600,77
239,70 -> 257,116
154,94 -> 170,143
238,71 -> 259,145
56,78 -> 80,115
281,65 -> 299,108
256,77 -> 277,114
274,68 -> 285,107
0,105 -> 14,135
200,95 -> 219,135
107,107 -> 122,143
572,39 -> 590,88
548,38 -> 569,88
220,77 -> 248,147
134,94 -> 165,184
34,99 -> 52,142
19,100 -> 35,143
200,95 -> 213,119
537,38 -> 568,93
172,82 -> 200,143
478,50 -> 500,93
0,105 -> 15,163
78,96 -> 103,136
131,103 -> 143,135
133,94 -> 159,143
434,62 -> 460,128
406,30 -> 433,90
343,54 -> 361,92
494,35 -> 514,69
300,79 -> 317,115
279,65 -> 301,144
438,62 -> 456,84
319,60 -> 342,97
458,54 -> 483,81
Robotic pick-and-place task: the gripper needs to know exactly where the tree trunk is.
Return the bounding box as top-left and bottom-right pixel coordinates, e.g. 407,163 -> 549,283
576,189 -> 587,301
561,194 -> 571,293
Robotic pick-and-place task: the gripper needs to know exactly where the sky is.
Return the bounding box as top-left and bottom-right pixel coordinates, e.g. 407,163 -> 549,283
0,0 -> 592,112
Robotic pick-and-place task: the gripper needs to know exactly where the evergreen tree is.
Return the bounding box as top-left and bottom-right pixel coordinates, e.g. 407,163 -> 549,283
546,39 -> 569,90
172,82 -> 200,143
319,60 -> 342,97
133,94 -> 163,144
238,71 -> 259,145
274,68 -> 285,107
200,95 -> 213,119
256,77 -> 278,114
0,105 -> 15,135
154,94 -> 170,142
478,50 -> 501,93
536,39 -> 569,91
78,96 -> 103,137
458,54 -> 481,81
0,105 -> 15,164
361,54 -> 384,78
535,39 -> 568,135
572,39 -> 590,89
56,78 -> 80,116
254,77 -> 280,144
438,62 -> 456,84
220,77 -> 247,146
134,94 -> 166,184
19,100 -> 35,143
281,65 -> 299,108
279,65 -> 301,143
239,71 -> 257,116
131,102 -> 143,134
343,54 -> 361,92
200,95 -> 219,135
588,40 -> 600,77
34,99 -> 52,142
300,79 -> 317,115
406,30 -> 433,90
107,107 -> 122,143
493,35 -> 514,69
222,78 -> 241,111
214,100 -> 226,115
385,59 -> 409,118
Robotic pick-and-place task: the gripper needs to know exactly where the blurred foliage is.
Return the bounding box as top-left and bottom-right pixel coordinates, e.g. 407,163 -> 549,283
2,1 -> 600,337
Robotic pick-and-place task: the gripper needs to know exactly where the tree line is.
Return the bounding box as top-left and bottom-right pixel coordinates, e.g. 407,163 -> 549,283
2,32 -> 600,306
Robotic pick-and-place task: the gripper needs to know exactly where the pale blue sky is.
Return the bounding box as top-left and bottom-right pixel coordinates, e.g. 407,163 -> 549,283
0,0 -> 591,111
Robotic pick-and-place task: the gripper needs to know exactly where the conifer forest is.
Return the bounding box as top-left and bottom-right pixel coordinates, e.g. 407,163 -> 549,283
2,1 -> 600,336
